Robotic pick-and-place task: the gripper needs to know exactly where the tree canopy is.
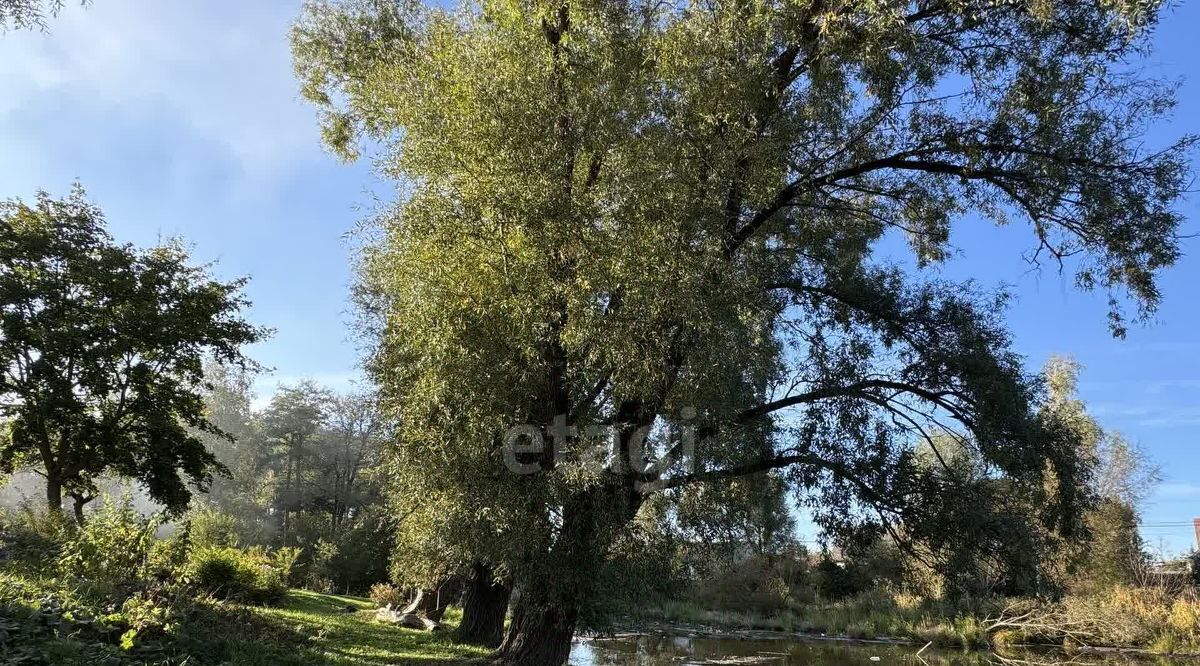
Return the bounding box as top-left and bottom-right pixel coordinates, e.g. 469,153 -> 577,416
292,0 -> 1193,661
0,187 -> 264,519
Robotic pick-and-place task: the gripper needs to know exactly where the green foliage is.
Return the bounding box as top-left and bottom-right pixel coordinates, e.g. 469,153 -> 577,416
187,506 -> 242,549
1,568 -> 488,665
0,569 -> 184,664
581,513 -> 687,628
690,553 -> 799,614
188,547 -> 258,600
1071,499 -> 1147,592
323,509 -> 393,593
673,473 -> 796,557
293,0 -> 1193,650
816,558 -> 866,602
368,582 -> 405,608
0,506 -> 71,571
186,545 -> 296,605
190,369 -> 389,594
58,497 -> 162,590
0,187 -> 264,515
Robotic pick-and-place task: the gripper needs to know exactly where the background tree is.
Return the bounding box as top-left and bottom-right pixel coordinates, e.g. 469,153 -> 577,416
1044,359 -> 1161,592
196,361 -> 278,542
191,372 -> 393,592
315,391 -> 384,531
673,472 -> 796,562
261,382 -> 329,541
0,187 -> 263,520
896,359 -> 1161,597
294,0 -> 1193,662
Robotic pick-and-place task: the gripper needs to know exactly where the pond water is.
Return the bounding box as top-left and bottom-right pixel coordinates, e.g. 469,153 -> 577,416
569,633 -> 1179,665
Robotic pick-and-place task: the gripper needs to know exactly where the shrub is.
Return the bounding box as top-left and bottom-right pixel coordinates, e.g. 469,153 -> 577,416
816,557 -> 866,601
187,507 -> 241,549
189,546 -> 261,599
146,530 -> 190,581
0,505 -> 71,569
369,582 -> 407,608
58,496 -> 162,590
692,555 -> 792,613
1167,595 -> 1200,642
306,538 -> 338,592
187,544 -> 296,605
328,508 -> 394,593
261,546 -> 301,599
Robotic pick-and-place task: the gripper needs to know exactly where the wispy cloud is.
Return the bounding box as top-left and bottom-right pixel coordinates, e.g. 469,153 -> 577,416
1089,402 -> 1200,428
0,1 -> 323,183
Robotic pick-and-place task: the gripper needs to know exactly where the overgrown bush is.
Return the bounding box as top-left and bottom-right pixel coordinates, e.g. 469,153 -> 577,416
58,496 -> 162,590
692,554 -> 794,613
285,508 -> 393,594
187,506 -> 241,549
816,557 -> 867,601
0,569 -> 185,662
327,509 -> 394,593
0,505 -> 71,570
581,517 -> 687,628
369,582 -> 406,608
306,538 -> 339,592
187,545 -> 298,605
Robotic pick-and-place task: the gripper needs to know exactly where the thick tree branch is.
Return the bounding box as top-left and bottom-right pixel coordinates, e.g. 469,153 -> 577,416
658,450 -> 896,513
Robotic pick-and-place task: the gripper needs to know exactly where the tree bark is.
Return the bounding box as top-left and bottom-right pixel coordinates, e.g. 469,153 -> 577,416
45,473 -> 64,517
70,492 -> 93,525
493,592 -> 576,666
455,562 -> 510,648
493,484 -> 640,665
72,496 -> 86,525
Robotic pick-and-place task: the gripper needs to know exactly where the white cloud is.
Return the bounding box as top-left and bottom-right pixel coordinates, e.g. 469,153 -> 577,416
0,0 -> 324,180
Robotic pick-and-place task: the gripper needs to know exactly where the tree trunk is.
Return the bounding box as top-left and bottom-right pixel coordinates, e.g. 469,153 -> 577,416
455,562 -> 510,648
492,479 -> 645,665
493,593 -> 576,666
71,495 -> 86,525
45,474 -> 64,517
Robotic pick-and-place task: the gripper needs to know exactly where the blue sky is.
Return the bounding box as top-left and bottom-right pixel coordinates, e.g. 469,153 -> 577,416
2,1 -> 1199,553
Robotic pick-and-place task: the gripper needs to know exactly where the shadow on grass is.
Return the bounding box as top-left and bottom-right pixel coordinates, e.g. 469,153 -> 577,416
1,571 -> 489,666
175,589 -> 491,666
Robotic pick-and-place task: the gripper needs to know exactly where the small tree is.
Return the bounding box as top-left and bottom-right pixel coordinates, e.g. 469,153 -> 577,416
0,187 -> 264,520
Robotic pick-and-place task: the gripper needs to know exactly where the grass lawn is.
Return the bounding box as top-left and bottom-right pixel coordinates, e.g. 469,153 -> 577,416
208,589 -> 492,665
0,570 -> 491,665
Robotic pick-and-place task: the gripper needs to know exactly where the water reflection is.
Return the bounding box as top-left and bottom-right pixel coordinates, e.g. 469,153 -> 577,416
569,633 -> 1176,665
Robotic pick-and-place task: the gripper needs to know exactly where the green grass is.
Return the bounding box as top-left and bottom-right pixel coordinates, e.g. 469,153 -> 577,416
0,568 -> 491,665
208,589 -> 491,665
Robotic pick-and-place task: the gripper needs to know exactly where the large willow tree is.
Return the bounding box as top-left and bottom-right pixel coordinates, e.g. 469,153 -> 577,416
293,0 -> 1192,662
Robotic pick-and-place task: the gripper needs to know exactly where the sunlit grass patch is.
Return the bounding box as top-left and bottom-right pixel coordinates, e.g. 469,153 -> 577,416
1,567 -> 490,665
